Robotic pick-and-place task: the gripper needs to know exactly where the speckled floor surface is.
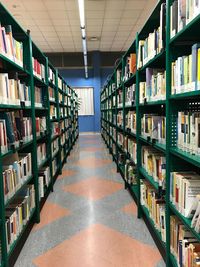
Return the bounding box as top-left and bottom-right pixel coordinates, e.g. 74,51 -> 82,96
14,134 -> 165,267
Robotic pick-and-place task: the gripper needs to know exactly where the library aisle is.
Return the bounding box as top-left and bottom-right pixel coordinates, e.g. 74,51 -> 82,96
15,134 -> 165,267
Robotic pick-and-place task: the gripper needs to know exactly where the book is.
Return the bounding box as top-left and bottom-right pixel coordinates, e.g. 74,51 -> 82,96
49,86 -> 55,102
50,105 -> 57,119
139,68 -> 166,103
140,180 -> 166,242
125,137 -> 137,164
125,160 -> 137,185
5,184 -> 35,251
170,171 -> 200,217
2,152 -> 32,203
51,138 -> 59,158
117,111 -> 123,128
142,146 -> 166,187
38,166 -> 50,199
48,66 -> 55,85
0,73 -> 30,106
116,69 -> 122,88
36,117 -> 46,137
125,84 -> 136,106
137,4 -> 166,69
37,143 -> 47,167
170,215 -> 200,266
126,111 -> 137,134
117,89 -> 123,108
35,86 -> 43,108
0,24 -> 23,67
141,114 -> 166,144
177,111 -> 200,155
32,57 -> 45,81
124,53 -> 136,81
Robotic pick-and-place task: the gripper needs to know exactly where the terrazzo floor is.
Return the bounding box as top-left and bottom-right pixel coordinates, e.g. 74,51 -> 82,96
14,133 -> 165,267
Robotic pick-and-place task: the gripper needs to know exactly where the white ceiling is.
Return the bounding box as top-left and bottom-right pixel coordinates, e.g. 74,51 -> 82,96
1,0 -> 157,53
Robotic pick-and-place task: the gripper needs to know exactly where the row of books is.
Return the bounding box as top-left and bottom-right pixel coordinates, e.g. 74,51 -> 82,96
0,23 -> 23,67
51,122 -> 60,138
0,111 -> 33,153
61,133 -> 65,146
139,68 -> 166,103
36,117 -> 46,137
118,132 -> 124,147
50,105 -> 57,119
32,57 -> 45,81
177,111 -> 200,155
125,111 -> 137,134
125,160 -> 137,185
141,114 -> 166,144
39,166 -> 50,200
51,138 -> 59,158
3,152 -> 32,203
49,86 -> 55,102
125,84 -> 136,106
170,171 -> 200,220
123,53 -> 136,81
5,184 -> 35,251
118,89 -> 123,107
37,143 -> 46,167
142,146 -> 166,187
48,67 -> 55,85
140,180 -> 166,242
35,86 -> 43,108
171,43 -> 200,95
52,157 -> 58,176
170,215 -> 200,267
117,111 -> 123,128
137,3 -> 165,69
0,73 -> 30,106
116,69 -> 122,88
124,137 -> 137,164
170,0 -> 200,39
58,76 -> 62,89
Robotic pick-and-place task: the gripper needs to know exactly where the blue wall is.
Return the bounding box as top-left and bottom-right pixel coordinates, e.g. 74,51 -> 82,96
59,52 -> 113,132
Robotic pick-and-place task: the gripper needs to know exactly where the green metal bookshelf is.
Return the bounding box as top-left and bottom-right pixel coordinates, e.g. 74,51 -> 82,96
0,3 -> 79,267
101,1 -> 200,266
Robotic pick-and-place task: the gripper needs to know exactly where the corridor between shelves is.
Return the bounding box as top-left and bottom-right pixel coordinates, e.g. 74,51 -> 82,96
14,134 -> 165,267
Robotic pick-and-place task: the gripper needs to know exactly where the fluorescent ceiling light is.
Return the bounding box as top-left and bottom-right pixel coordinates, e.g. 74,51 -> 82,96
78,0 -> 88,79
78,0 -> 85,28
82,39 -> 87,53
81,28 -> 86,38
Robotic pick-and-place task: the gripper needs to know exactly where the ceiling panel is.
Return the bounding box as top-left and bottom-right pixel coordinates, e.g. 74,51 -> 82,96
1,0 -> 158,53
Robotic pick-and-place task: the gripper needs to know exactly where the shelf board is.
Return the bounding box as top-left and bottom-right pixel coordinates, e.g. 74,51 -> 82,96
5,175 -> 34,208
139,99 -> 166,106
124,73 -> 136,86
139,135 -> 166,152
38,157 -> 49,169
0,53 -> 30,75
169,202 -> 200,242
170,14 -> 200,44
124,129 -> 136,138
138,50 -> 165,72
169,90 -> 200,100
170,147 -> 200,168
2,139 -> 33,159
124,104 -> 136,109
139,167 -> 159,191
141,205 -> 166,248
52,150 -> 60,160
33,75 -> 47,86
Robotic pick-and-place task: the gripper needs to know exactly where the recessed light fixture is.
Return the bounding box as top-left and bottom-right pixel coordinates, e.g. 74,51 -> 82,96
88,36 -> 99,41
